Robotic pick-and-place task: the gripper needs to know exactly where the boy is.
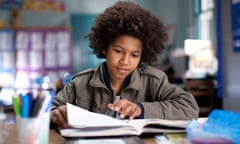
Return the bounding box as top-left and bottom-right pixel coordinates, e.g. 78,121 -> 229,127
51,1 -> 199,128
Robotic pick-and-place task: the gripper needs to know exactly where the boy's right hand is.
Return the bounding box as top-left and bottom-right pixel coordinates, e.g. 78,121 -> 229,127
51,105 -> 68,128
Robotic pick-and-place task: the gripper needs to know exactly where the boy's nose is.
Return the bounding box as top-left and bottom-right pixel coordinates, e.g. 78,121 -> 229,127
120,55 -> 130,64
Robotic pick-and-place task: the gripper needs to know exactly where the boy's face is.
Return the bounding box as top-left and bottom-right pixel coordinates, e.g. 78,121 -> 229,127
103,35 -> 142,82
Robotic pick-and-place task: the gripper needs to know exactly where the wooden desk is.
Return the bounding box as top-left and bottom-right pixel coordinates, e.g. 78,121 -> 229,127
3,123 -> 160,144
3,111 -> 193,144
2,112 -> 191,144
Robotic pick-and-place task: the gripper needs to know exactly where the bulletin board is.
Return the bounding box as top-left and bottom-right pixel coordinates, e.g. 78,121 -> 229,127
0,29 -> 15,86
14,28 -> 72,88
231,1 -> 240,52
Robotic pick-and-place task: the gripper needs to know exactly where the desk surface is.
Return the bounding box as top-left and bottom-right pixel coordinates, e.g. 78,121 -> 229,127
3,113 -> 190,144
3,123 -> 161,144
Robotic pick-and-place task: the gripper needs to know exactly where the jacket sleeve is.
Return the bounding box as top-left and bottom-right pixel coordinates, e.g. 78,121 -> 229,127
51,82 -> 76,110
141,73 -> 199,120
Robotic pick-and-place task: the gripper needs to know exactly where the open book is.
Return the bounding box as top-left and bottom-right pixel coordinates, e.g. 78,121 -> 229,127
60,103 -> 191,138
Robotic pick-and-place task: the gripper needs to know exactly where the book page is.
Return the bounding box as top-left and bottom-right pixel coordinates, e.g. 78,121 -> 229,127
67,103 -> 129,128
61,126 -> 138,137
127,119 -> 190,131
66,103 -> 190,136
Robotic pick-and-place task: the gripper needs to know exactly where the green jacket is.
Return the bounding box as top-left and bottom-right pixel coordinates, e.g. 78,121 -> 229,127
52,63 -> 199,120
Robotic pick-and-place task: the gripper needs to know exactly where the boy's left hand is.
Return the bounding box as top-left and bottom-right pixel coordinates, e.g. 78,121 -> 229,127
108,98 -> 141,120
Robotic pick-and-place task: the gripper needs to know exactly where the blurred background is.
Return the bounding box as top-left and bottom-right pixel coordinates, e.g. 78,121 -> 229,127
0,0 -> 239,116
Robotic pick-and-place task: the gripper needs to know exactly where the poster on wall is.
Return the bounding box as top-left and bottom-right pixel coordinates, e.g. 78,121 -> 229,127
232,0 -> 240,52
0,0 -> 65,12
0,29 -> 15,86
0,0 -> 23,10
15,28 -> 72,89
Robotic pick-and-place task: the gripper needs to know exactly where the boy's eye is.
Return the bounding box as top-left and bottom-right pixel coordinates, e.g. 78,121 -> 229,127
132,53 -> 140,58
114,49 -> 122,53
132,54 -> 138,58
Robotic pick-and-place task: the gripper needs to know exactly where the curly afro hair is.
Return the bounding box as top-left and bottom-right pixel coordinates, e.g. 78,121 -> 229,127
87,1 -> 168,63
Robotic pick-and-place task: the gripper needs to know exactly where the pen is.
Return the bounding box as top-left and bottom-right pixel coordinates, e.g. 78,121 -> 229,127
27,92 -> 34,113
20,93 -> 30,118
12,95 -> 21,116
30,95 -> 44,117
29,96 -> 37,117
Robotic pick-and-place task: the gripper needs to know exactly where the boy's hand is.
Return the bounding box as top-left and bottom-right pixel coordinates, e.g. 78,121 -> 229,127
51,105 -> 68,128
108,99 -> 141,119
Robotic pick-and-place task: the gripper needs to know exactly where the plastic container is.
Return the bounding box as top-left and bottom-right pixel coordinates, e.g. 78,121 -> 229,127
187,120 -> 234,144
186,109 -> 240,144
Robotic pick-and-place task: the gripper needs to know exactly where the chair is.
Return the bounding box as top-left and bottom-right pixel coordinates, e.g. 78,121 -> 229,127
185,79 -> 216,116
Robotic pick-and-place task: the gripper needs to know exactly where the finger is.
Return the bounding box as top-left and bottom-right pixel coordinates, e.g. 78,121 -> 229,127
116,99 -> 131,111
120,106 -> 132,119
55,109 -> 68,128
59,106 -> 68,121
115,100 -> 132,118
52,110 -> 60,123
129,106 -> 141,120
120,103 -> 141,119
107,103 -> 114,110
50,110 -> 56,122
111,99 -> 122,111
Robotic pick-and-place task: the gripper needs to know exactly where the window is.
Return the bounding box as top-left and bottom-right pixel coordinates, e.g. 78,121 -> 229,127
194,0 -> 216,42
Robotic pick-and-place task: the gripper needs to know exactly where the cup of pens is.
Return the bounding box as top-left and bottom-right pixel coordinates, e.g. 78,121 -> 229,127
13,89 -> 54,144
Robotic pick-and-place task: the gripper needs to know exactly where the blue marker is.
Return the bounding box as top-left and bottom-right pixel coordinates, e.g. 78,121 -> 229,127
20,94 -> 30,118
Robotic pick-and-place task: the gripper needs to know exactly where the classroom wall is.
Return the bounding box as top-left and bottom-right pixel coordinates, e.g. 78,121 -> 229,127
63,0 -> 191,47
0,0 -> 191,47
62,0 -> 191,73
0,0 -> 191,74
